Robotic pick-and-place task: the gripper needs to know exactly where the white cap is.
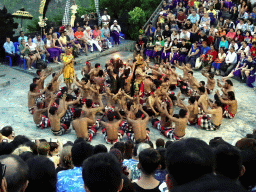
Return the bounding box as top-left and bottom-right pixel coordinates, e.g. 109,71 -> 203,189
114,20 -> 117,23
86,26 -> 91,31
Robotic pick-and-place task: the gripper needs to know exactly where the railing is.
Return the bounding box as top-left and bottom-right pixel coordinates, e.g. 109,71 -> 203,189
143,0 -> 164,30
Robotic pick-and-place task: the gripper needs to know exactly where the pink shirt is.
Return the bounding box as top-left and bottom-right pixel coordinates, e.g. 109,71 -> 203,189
226,31 -> 236,39
93,30 -> 101,38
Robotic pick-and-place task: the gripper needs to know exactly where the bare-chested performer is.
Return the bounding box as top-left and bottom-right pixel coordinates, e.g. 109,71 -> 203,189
186,96 -> 199,125
198,86 -> 209,115
33,94 -> 55,129
202,72 -> 216,94
151,94 -> 174,131
72,108 -> 97,142
187,71 -> 200,92
176,63 -> 192,80
93,70 -> 106,93
81,60 -> 91,77
82,94 -> 104,120
169,66 -> 178,90
198,98 -> 223,131
28,83 -> 47,114
50,68 -> 64,93
180,71 -> 200,96
36,68 -> 52,90
49,94 -> 71,136
162,100 -> 190,141
88,63 -> 102,80
143,77 -> 155,96
217,79 -> 235,99
217,90 -> 237,119
73,76 -> 91,99
100,108 -> 125,144
126,105 -> 150,143
144,90 -> 160,116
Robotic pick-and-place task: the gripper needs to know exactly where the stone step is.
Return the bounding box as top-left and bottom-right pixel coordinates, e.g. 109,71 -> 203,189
0,78 -> 10,88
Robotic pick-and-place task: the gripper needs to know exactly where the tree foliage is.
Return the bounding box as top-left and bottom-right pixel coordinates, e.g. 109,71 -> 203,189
128,7 -> 146,40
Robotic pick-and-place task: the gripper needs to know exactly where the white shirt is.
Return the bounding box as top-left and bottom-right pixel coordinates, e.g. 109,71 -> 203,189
171,34 -> 180,41
180,31 -> 190,40
46,39 -> 52,47
101,15 -> 111,26
27,42 -> 37,51
83,30 -> 93,40
238,45 -> 250,55
228,43 -> 238,51
110,24 -> 121,33
225,51 -> 237,64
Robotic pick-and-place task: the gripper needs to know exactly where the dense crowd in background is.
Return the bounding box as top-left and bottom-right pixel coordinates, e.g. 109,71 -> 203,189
1,0 -> 256,192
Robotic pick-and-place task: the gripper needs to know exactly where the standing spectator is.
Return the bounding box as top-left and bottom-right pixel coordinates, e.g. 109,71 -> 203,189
57,141 -> 94,192
0,155 -> 29,192
110,20 -> 121,46
18,31 -> 28,43
133,148 -> 161,191
187,10 -> 200,24
101,10 -> 111,27
25,156 -> 57,192
82,153 -> 123,192
3,37 -> 19,65
134,34 -> 145,58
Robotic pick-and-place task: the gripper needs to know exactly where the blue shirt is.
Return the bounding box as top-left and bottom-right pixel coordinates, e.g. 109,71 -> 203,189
188,14 -> 200,24
201,46 -> 210,55
57,167 -> 85,192
18,36 -> 28,43
3,41 -> 15,54
219,41 -> 229,49
154,169 -> 168,183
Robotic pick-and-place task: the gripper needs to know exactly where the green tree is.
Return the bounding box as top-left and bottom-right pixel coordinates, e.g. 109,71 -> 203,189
128,7 -> 146,40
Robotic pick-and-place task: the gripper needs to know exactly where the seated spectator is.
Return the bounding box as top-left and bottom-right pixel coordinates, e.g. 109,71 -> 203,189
226,28 -> 236,42
84,26 -> 102,53
145,22 -> 155,37
223,18 -> 235,31
74,26 -> 88,53
202,44 -> 218,73
34,34 -> 49,61
187,10 -> 200,24
154,26 -> 163,39
154,147 -> 167,183
176,9 -> 187,28
165,138 -> 246,191
186,43 -> 200,68
134,34 -> 146,58
236,19 -> 247,32
25,156 -> 57,192
59,32 -> 69,47
56,145 -> 73,173
27,37 -> 41,65
156,138 -> 165,149
18,31 -> 28,43
235,29 -> 244,45
162,25 -> 171,40
133,148 -> 161,191
244,31 -> 252,44
180,28 -> 190,41
199,12 -> 211,31
102,24 -> 113,48
45,34 -> 61,64
228,40 -> 239,51
1,126 -> 14,141
251,42 -> 256,58
222,46 -> 238,76
219,36 -> 229,50
57,141 -> 94,191
3,37 -> 19,65
82,153 -> 123,192
237,41 -> 250,56
93,25 -> 103,47
110,20 -> 121,45
123,140 -> 134,160
0,154 -> 29,192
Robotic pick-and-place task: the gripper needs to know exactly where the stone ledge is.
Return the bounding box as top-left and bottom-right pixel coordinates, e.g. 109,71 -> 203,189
0,79 -> 10,88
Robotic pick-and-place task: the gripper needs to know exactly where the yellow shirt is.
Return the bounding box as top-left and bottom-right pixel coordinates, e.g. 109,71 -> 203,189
59,36 -> 67,45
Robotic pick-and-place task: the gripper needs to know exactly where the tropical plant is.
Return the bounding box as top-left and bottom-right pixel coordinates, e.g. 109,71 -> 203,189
128,7 -> 146,40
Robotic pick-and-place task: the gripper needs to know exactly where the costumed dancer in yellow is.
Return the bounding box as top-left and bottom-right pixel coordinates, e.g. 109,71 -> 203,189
62,47 -> 75,89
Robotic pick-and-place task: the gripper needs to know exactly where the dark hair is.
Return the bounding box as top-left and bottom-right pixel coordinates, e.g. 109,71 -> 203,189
139,148 -> 161,175
93,144 -> 108,154
228,91 -> 235,100
52,72 -> 56,78
0,155 -> 29,192
82,153 -> 122,192
73,108 -> 82,119
36,69 -> 42,76
95,63 -> 100,68
1,126 -> 13,137
30,83 -> 37,92
24,141 -> 38,155
98,70 -> 104,77
133,143 -> 140,157
33,77 -> 39,84
157,147 -> 167,170
145,140 -> 154,148
200,81 -> 205,86
25,156 -> 57,192
179,109 -> 187,118
214,144 -> 242,180
86,99 -> 93,108
71,141 -> 94,167
156,138 -> 165,148
135,110 -> 143,118
188,71 -> 193,75
209,72 -> 214,79
0,142 -> 15,155
166,138 -> 214,185
124,140 -> 134,159
19,151 -> 35,162
198,86 -> 205,93
226,79 -> 233,86
107,112 -> 115,121
113,142 -> 126,155
12,135 -> 30,148
49,107 -> 58,115
165,141 -> 173,148
189,96 -> 196,104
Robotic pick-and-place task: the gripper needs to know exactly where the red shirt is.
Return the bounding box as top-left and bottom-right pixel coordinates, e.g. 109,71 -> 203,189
251,47 -> 256,57
206,50 -> 217,61
74,31 -> 84,39
177,13 -> 187,22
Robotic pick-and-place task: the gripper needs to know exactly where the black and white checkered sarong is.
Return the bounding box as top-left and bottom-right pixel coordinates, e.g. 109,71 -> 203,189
62,0 -> 70,26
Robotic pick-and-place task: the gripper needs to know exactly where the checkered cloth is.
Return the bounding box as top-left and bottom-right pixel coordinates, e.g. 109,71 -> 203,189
198,115 -> 220,131
223,105 -> 235,119
37,115 -> 50,129
162,128 -> 183,141
35,94 -> 46,105
62,0 -> 70,26
60,107 -> 73,124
